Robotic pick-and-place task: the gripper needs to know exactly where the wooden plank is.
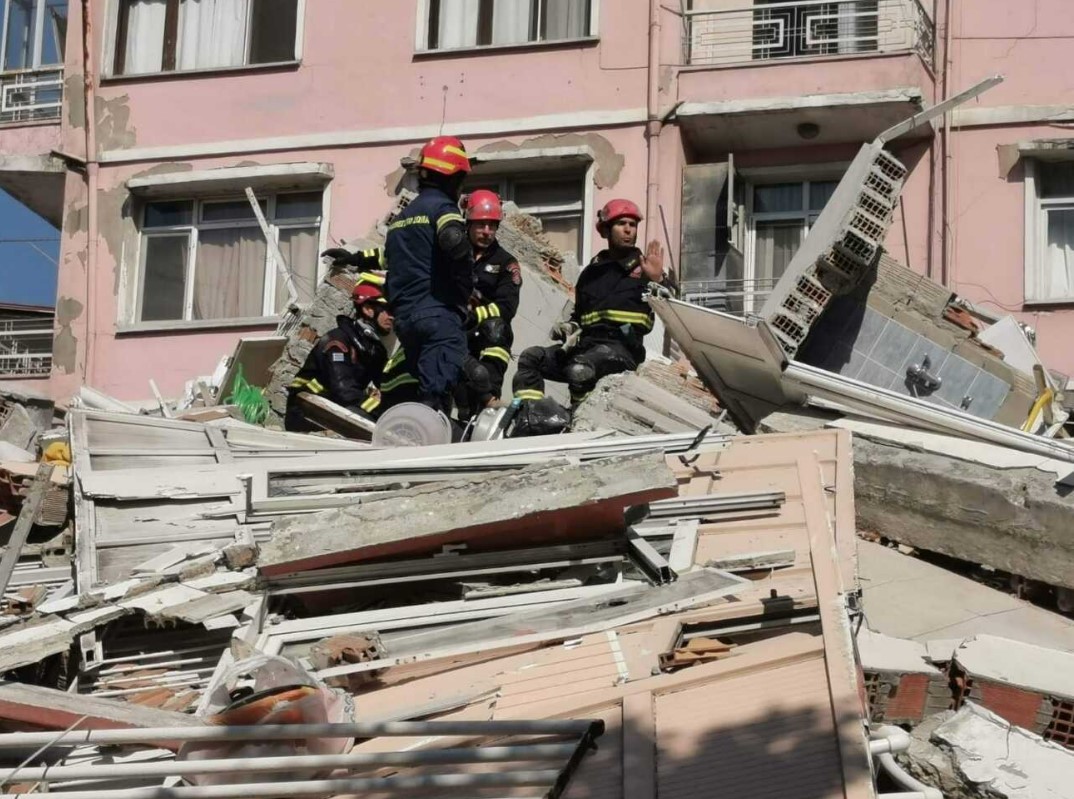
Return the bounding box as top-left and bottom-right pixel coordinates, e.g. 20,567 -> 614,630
296,393 -> 376,440
0,462 -> 54,598
798,453 -> 873,799
622,692 -> 657,799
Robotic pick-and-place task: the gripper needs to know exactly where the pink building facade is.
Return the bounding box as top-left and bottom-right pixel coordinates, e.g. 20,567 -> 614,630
0,0 -> 1070,400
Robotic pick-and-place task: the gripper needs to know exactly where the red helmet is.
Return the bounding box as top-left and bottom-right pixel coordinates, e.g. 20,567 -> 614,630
352,282 -> 387,306
596,199 -> 643,236
464,189 -> 502,222
418,136 -> 471,177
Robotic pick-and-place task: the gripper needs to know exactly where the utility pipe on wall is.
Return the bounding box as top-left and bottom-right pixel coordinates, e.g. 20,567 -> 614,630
940,0 -> 954,287
645,0 -> 662,241
81,0 -> 99,386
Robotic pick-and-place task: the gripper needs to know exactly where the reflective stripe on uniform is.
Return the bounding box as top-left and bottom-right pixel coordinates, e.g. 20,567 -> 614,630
380,373 -> 420,393
384,350 -> 407,372
360,395 -> 380,413
579,309 -> 653,330
479,346 -> 511,364
514,389 -> 544,401
475,303 -> 501,323
357,271 -> 386,286
570,390 -> 591,403
289,377 -> 325,395
436,212 -> 465,231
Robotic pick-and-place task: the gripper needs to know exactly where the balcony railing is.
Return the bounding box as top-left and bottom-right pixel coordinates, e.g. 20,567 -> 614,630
682,278 -> 780,316
0,318 -> 53,378
684,0 -> 935,69
0,67 -> 62,125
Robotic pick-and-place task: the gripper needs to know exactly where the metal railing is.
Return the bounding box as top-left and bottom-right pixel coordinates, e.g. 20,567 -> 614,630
0,66 -> 63,124
0,317 -> 53,377
683,277 -> 780,316
684,0 -> 934,69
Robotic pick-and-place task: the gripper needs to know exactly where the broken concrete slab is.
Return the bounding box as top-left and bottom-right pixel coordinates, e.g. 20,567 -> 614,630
259,452 -> 678,576
932,703 -> 1074,798
0,682 -> 204,733
858,540 -> 1074,652
0,605 -> 128,672
953,635 -> 1074,701
157,589 -> 256,624
761,410 -> 1074,593
0,403 -> 38,451
571,367 -> 725,436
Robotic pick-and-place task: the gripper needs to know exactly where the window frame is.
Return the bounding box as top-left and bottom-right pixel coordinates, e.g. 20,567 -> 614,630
103,0 -> 306,79
133,191 -> 325,327
415,0 -> 599,54
466,169 -> 589,265
742,167 -> 845,314
1024,158 -> 1074,306
0,0 -> 67,71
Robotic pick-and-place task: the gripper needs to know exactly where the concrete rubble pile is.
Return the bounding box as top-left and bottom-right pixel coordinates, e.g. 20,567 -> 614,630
1,375 -> 912,798
5,96 -> 1074,799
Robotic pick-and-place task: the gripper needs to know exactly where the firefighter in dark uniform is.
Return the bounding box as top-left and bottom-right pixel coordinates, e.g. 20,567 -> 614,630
512,199 -> 667,407
358,347 -> 420,419
284,283 -> 393,431
454,189 -> 523,419
384,135 -> 474,414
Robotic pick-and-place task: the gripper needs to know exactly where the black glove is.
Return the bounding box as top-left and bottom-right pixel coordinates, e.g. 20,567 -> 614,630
321,247 -> 354,264
321,247 -> 382,268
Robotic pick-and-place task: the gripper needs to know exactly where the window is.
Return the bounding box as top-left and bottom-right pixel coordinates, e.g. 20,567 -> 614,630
136,191 -> 322,324
750,179 -> 838,310
425,0 -> 592,50
112,0 -> 299,77
752,0 -> 878,61
1,0 -> 67,70
466,173 -> 585,263
1027,161 -> 1074,304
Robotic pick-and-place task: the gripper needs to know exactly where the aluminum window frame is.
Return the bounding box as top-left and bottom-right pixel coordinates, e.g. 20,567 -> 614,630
744,172 -> 842,314
468,170 -> 587,264
1025,158 -> 1074,306
416,0 -> 598,53
0,0 -> 64,71
135,191 -> 324,325
103,0 -> 306,78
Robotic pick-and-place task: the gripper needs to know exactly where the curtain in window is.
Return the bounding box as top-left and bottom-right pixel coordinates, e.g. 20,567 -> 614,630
275,227 -> 320,312
754,221 -> 802,300
438,0 -> 480,47
1046,209 -> 1074,299
543,0 -> 587,40
178,0 -> 249,71
492,0 -> 531,44
192,227 -> 267,320
122,0 -> 168,74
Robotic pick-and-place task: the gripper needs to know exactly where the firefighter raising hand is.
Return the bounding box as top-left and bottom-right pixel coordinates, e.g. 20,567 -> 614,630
641,239 -> 665,282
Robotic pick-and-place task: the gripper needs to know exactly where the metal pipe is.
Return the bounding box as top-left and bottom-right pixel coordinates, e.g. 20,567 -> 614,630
785,361 -> 1074,465
645,0 -> 663,239
0,720 -> 601,749
939,0 -> 954,289
876,752 -> 943,799
2,768 -> 563,799
0,744 -> 577,782
80,0 -> 99,386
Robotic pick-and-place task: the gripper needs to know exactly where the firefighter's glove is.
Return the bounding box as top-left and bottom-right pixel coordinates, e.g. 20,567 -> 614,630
550,321 -> 580,343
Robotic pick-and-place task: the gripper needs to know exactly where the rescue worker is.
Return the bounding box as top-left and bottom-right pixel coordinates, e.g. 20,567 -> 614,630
284,283 -> 393,432
358,347 -> 420,419
511,199 -> 666,408
455,189 -> 522,419
384,136 -> 474,414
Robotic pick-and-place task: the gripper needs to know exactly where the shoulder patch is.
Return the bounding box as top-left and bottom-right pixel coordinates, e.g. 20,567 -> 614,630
508,262 -> 522,286
331,352 -> 346,362
324,340 -> 348,354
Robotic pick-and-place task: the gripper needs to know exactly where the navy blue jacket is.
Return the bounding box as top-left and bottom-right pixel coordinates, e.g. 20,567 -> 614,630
384,186 -> 471,320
